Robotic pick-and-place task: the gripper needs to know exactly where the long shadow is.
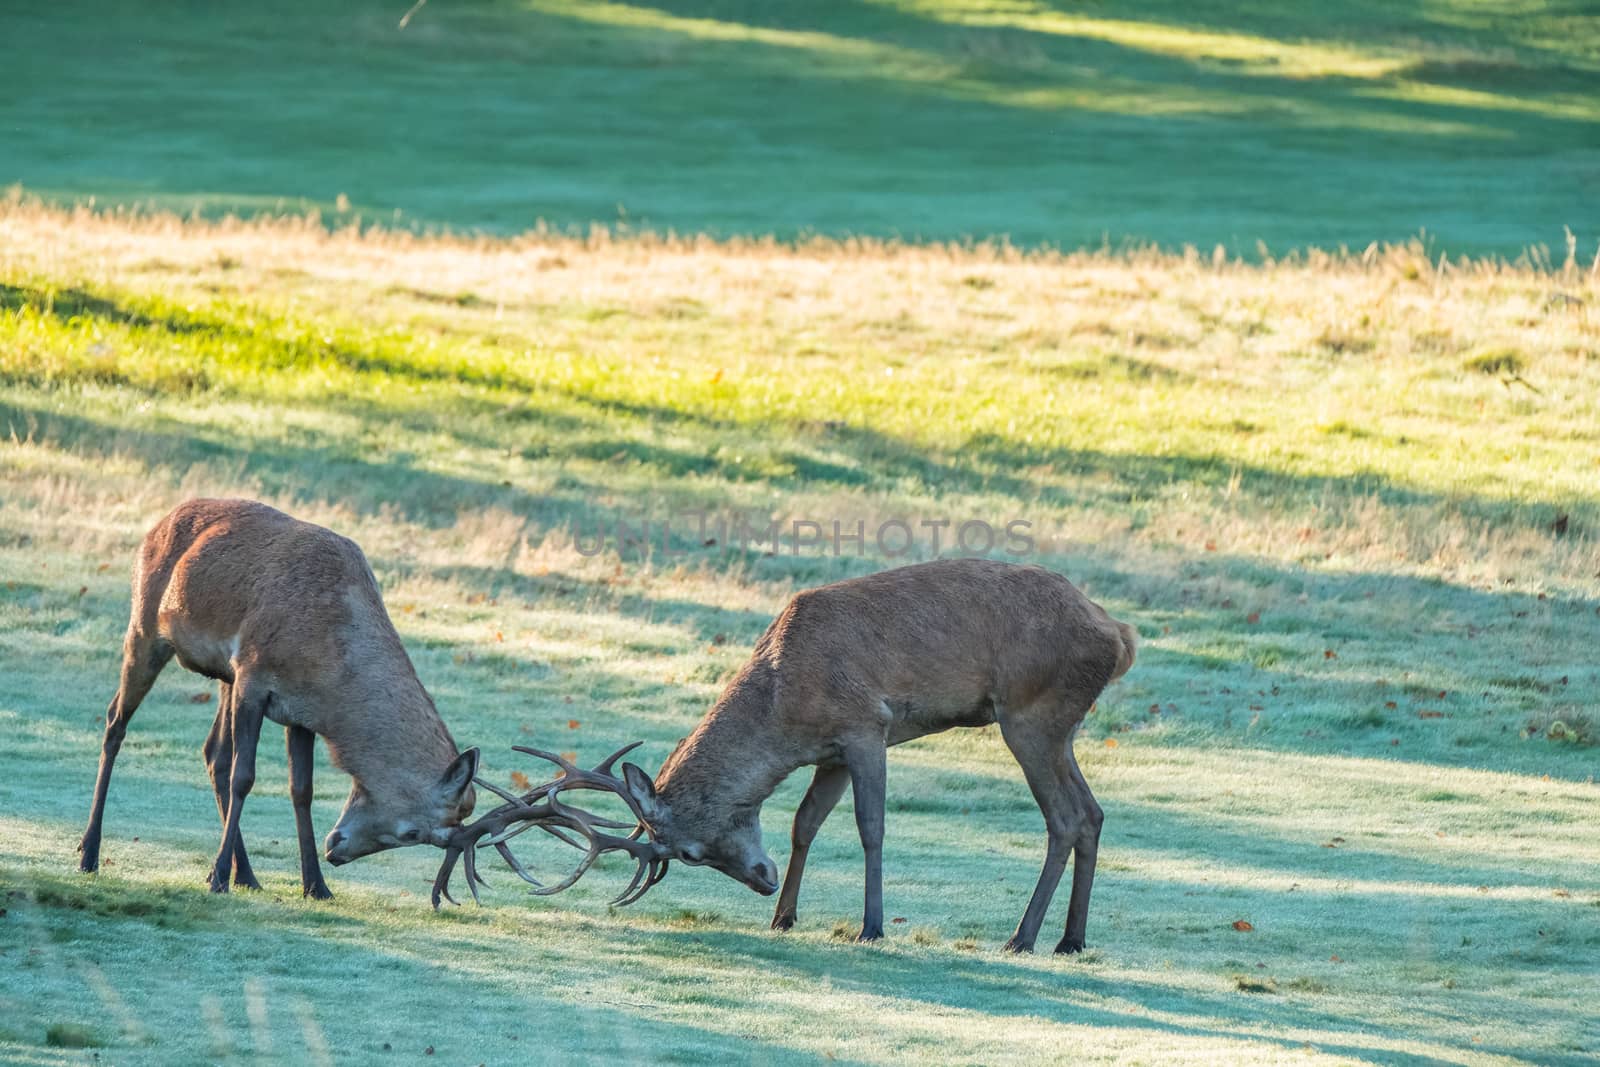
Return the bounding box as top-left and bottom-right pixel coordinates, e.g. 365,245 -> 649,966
626,922 -> 1530,1067
6,279 -> 1592,540
621,0 -> 1598,140
409,561 -> 777,646
1,865 -> 867,1065
5,389 -> 1595,780
542,385 -> 1590,538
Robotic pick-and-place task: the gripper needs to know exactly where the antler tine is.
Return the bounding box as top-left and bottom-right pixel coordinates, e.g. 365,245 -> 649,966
593,739 -> 644,774
432,743 -> 669,910
431,844 -> 463,908
472,775 -> 527,806
493,840 -> 544,888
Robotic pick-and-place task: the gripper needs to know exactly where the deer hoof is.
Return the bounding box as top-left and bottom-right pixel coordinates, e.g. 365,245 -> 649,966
1001,936 -> 1035,954
771,911 -> 796,932
1054,938 -> 1086,955
304,881 -> 334,901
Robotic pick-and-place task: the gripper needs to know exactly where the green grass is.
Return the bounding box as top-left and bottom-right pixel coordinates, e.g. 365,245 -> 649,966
0,206 -> 1598,1063
3,0 -> 1597,255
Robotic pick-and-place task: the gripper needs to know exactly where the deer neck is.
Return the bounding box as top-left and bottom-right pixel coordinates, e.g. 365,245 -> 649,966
320,667 -> 459,804
656,665 -> 798,825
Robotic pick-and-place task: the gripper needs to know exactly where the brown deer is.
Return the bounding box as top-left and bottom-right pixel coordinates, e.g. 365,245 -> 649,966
614,558 -> 1136,952
77,498 -> 480,897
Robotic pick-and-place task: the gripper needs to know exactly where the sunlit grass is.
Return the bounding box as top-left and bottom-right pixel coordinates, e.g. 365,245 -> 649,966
0,207 -> 1597,1063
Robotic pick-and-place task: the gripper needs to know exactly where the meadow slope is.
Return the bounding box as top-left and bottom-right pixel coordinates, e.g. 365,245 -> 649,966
0,204 -> 1598,1064
3,0 -> 1598,254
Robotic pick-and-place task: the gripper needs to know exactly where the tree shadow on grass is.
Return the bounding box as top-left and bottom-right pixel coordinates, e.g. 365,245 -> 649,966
2,864 -> 859,1065
6,279 -> 1590,540
567,0 -> 1596,142
616,907 -> 1574,1067
8,276 -> 1595,565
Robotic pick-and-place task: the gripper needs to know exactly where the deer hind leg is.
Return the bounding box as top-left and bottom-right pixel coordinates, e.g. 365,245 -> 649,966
207,676 -> 266,894
78,629 -> 173,873
202,685 -> 259,890
772,763 -> 849,931
997,700 -> 1094,953
1055,752 -> 1103,955
845,739 -> 889,943
287,724 -> 332,900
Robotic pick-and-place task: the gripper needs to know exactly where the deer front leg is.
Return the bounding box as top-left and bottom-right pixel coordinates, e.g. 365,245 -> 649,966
287,724 -> 333,900
846,742 -> 888,942
79,633 -> 171,873
209,682 -> 265,894
772,763 -> 849,931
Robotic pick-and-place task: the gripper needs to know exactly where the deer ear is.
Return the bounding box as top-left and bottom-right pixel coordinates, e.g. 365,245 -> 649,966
439,747 -> 480,801
621,762 -> 660,819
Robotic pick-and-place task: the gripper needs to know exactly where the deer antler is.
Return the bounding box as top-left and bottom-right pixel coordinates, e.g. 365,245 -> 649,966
430,741 -> 670,910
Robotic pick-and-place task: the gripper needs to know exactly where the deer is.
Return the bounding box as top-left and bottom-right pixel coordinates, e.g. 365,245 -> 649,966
608,557 -> 1137,952
76,498 -> 480,898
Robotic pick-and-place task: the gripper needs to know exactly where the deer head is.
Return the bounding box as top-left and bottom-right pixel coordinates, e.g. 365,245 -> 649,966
620,762 -> 779,896
325,747 -> 480,865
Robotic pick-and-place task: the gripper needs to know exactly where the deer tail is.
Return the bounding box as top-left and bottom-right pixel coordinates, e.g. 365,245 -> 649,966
1109,620 -> 1138,681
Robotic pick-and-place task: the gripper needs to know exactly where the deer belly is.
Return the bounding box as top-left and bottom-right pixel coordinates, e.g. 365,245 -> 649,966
169,628 -> 241,682
884,695 -> 997,743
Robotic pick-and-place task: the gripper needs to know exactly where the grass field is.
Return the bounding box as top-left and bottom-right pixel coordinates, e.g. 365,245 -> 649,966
4,0 -> 1598,255
0,201 -> 1597,1064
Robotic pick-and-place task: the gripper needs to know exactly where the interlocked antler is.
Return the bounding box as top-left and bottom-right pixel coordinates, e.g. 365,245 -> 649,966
430,741 -> 670,910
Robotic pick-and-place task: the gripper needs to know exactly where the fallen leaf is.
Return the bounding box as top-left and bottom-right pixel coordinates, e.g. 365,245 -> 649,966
509,771 -> 531,791
1205,540 -> 1217,552
561,751 -> 577,764
1246,611 -> 1260,625
1103,738 -> 1118,748
189,692 -> 212,704
1553,889 -> 1571,898
1232,920 -> 1254,932
712,633 -> 727,646
1324,649 -> 1337,659
567,719 -> 580,730
1418,710 -> 1444,719
709,369 -> 724,384
1329,954 -> 1342,962
97,562 -> 111,573
1385,701 -> 1397,709
891,917 -> 907,924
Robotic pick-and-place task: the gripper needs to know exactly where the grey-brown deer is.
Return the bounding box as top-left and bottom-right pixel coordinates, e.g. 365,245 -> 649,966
616,558 -> 1136,952
77,498 -> 479,897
